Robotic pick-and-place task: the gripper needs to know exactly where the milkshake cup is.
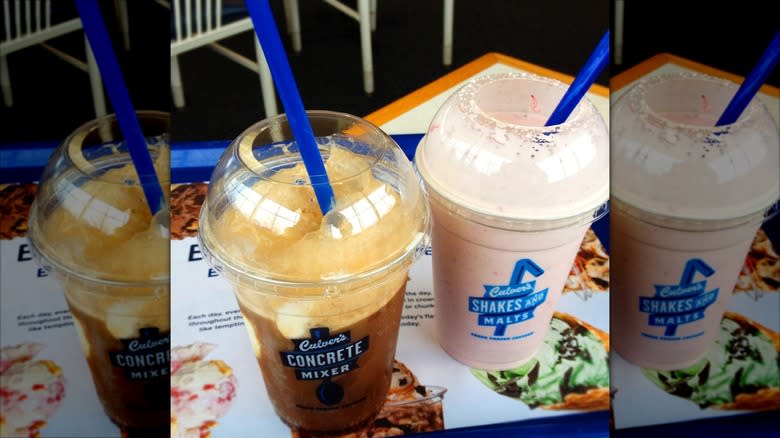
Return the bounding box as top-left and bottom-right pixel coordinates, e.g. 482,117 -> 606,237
26,112 -> 171,436
610,72 -> 779,370
198,111 -> 429,435
415,73 -> 610,370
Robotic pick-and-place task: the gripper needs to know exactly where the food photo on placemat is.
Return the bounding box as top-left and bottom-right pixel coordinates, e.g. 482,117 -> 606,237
171,342 -> 239,438
471,312 -> 609,412
290,359 -> 447,438
640,312 -> 779,412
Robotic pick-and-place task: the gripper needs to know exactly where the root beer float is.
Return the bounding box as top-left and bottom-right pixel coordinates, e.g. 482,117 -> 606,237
27,112 -> 171,436
198,111 -> 429,435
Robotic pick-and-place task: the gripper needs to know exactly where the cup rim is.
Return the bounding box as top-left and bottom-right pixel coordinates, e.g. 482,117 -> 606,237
611,196 -> 776,232
417,149 -> 609,232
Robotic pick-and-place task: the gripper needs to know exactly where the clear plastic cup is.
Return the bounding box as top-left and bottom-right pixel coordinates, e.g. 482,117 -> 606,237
415,73 -> 610,370
26,111 -> 171,436
610,72 -> 780,370
198,111 -> 430,435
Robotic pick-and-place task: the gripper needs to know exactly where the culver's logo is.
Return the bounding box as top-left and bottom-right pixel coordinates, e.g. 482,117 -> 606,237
639,258 -> 719,337
280,327 -> 368,405
469,259 -> 548,337
109,327 -> 170,381
127,336 -> 169,352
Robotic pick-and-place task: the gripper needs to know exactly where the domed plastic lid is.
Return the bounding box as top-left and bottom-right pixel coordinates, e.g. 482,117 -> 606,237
27,111 -> 170,286
198,111 -> 429,287
611,73 -> 780,228
415,73 -> 609,230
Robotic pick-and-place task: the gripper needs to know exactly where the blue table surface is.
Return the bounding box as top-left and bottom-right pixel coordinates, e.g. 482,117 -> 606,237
1,138 -> 778,437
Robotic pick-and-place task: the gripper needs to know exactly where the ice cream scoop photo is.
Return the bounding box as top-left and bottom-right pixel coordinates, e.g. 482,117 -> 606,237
0,343 -> 66,438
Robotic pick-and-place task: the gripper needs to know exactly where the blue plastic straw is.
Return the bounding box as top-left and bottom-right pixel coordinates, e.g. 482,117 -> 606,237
75,0 -> 163,215
245,0 -> 334,214
716,31 -> 780,126
545,30 -> 610,126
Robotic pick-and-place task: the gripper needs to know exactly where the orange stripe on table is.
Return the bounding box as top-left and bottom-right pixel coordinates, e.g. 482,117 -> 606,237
612,53 -> 780,97
366,52 -> 609,127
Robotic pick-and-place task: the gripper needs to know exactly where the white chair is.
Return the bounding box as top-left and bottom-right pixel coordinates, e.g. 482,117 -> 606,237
1,0 -> 107,117
170,0 -> 278,117
614,0 -> 624,65
281,0 -> 455,95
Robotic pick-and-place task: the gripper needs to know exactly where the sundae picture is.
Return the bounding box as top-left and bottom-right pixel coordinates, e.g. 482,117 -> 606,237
0,343 -> 66,437
171,342 -> 238,438
472,312 -> 609,411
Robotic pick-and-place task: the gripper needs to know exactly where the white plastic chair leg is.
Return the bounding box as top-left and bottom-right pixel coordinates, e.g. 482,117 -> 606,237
442,0 -> 453,66
283,0 -> 302,52
283,0 -> 293,34
171,55 -> 185,108
614,0 -> 624,65
116,0 -> 130,50
254,38 -> 278,117
369,0 -> 377,31
357,0 -> 373,94
0,55 -> 12,107
85,37 -> 107,118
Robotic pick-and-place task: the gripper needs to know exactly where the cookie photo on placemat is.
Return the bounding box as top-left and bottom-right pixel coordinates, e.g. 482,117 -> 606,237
170,183 -> 208,240
563,228 -> 609,297
734,229 -> 779,295
0,183 -> 37,240
641,312 -> 779,411
291,359 -> 446,438
471,312 -> 609,411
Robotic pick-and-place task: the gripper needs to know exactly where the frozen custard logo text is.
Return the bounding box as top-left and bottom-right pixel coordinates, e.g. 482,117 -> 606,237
469,259 -> 548,338
109,327 -> 170,381
639,258 -> 719,338
280,328 -> 368,406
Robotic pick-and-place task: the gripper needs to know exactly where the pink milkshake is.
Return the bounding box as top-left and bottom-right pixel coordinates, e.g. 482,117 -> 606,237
611,73 -> 780,370
416,73 -> 609,370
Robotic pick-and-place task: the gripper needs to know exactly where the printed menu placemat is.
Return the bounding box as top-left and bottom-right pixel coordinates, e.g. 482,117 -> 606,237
168,180 -> 612,437
0,182 -> 120,438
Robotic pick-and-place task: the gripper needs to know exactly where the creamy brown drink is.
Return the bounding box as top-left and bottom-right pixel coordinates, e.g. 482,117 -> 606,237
199,111 -> 429,435
27,112 -> 171,436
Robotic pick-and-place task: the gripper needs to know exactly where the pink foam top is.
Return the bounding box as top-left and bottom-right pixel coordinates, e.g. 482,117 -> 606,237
416,73 -> 609,229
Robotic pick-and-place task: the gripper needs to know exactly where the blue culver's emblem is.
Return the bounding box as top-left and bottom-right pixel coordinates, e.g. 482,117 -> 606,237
469,259 -> 548,337
640,258 -> 719,337
279,328 -> 368,406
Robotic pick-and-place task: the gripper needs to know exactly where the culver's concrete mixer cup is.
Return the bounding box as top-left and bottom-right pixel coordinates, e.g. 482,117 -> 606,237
611,73 -> 780,370
198,111 -> 429,434
415,73 -> 610,370
27,112 -> 171,436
